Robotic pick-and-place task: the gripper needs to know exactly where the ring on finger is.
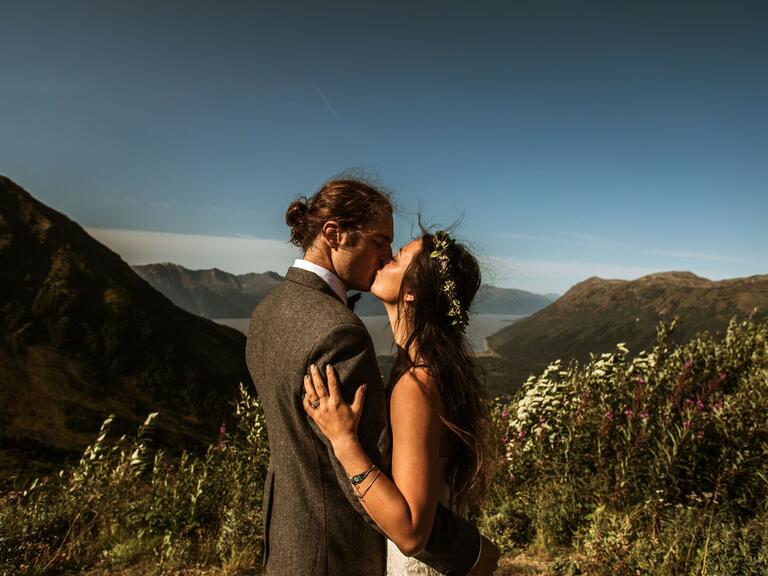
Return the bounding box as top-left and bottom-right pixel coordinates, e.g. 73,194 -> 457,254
311,399 -> 321,409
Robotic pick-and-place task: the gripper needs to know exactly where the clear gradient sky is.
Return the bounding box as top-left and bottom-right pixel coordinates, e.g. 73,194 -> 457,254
1,1 -> 766,294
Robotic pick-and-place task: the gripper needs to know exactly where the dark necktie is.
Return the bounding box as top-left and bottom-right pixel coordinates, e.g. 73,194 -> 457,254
347,292 -> 362,311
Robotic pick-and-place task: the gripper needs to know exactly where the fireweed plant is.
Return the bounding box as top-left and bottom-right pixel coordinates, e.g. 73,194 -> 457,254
481,314 -> 768,575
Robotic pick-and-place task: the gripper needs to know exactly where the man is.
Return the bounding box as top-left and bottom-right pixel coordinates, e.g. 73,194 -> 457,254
246,178 -> 499,575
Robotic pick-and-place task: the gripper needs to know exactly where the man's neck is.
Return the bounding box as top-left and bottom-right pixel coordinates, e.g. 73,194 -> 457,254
293,255 -> 348,304
302,250 -> 335,276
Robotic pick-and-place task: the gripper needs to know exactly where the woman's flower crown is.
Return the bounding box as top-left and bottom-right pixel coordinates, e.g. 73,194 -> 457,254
429,231 -> 470,332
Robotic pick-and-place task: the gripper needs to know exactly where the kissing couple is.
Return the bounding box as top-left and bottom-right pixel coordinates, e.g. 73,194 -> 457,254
246,178 -> 500,575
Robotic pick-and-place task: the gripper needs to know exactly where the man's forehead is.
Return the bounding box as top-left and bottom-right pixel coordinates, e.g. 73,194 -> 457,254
368,230 -> 394,243
364,214 -> 394,242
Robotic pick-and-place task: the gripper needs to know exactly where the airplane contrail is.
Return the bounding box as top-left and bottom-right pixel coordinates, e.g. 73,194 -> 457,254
312,82 -> 341,122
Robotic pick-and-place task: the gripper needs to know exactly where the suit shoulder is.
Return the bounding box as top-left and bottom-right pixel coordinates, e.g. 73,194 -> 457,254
252,278 -> 364,330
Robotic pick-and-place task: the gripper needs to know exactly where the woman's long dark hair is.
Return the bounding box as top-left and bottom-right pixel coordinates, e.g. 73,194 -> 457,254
390,229 -> 496,513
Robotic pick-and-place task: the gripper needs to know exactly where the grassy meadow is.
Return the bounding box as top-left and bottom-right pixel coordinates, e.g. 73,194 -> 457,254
1,315 -> 767,575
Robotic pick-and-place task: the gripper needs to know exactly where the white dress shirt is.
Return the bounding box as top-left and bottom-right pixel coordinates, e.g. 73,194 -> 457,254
292,259 -> 348,306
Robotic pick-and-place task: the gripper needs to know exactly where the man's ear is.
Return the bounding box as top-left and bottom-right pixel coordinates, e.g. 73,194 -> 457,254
321,221 -> 341,249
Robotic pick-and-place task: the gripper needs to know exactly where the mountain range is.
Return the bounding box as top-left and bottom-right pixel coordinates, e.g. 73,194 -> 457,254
487,271 -> 768,388
3,173 -> 766,478
133,263 -> 556,318
0,176 -> 251,478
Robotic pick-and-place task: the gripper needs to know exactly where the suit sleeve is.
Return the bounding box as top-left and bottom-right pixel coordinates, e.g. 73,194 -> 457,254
305,322 -> 386,528
306,322 -> 482,576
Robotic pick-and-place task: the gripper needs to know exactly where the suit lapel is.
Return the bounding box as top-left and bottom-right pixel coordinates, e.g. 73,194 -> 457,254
285,267 -> 345,305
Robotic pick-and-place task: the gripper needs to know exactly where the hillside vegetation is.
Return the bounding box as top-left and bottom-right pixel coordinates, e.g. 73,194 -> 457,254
2,315 -> 766,575
0,176 -> 250,478
485,313 -> 768,574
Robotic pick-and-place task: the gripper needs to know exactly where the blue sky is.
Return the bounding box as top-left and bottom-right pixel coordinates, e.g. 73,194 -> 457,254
1,0 -> 766,293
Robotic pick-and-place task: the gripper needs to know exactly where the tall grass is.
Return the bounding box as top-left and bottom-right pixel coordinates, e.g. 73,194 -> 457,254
0,384 -> 269,575
482,314 -> 768,574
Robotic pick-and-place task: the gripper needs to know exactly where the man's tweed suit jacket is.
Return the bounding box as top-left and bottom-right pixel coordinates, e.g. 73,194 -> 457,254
246,267 -> 480,576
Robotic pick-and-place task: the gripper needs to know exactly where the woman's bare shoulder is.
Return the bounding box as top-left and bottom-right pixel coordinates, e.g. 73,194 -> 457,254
391,366 -> 446,416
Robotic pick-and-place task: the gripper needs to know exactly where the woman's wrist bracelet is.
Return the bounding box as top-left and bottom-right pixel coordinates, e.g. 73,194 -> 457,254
349,463 -> 376,486
354,468 -> 380,499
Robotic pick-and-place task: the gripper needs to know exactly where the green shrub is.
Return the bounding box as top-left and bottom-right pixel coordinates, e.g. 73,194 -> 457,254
482,314 -> 768,574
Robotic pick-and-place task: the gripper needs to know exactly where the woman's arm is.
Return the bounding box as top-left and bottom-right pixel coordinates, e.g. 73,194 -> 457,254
303,364 -> 445,555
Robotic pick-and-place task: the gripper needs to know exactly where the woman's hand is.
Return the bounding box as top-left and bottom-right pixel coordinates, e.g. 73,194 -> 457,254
302,364 -> 367,453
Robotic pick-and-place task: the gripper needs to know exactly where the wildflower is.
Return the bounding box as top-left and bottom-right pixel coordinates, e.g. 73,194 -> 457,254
623,408 -> 633,418
684,360 -> 693,370
684,399 -> 694,407
639,411 -> 650,419
501,408 -> 509,420
604,410 -> 614,421
697,431 -> 705,439
637,378 -> 646,386
696,400 -> 705,410
215,422 -> 227,451
518,430 -> 526,440
683,420 -> 691,430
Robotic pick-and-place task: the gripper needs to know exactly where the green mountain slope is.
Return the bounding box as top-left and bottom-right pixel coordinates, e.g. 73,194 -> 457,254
487,271 -> 768,389
0,176 -> 251,478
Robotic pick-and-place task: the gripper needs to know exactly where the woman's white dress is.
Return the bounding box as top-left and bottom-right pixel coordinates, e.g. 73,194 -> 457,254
385,459 -> 457,576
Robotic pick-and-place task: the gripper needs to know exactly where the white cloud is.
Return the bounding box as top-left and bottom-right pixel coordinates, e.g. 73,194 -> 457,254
87,228 -> 302,275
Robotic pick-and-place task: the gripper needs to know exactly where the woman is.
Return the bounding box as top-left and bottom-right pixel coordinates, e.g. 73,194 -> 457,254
303,230 -> 497,575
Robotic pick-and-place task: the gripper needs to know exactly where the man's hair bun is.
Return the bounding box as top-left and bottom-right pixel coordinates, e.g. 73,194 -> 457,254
286,197 -> 309,247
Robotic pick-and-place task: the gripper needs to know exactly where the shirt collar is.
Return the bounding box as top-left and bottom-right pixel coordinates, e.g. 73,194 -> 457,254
292,259 -> 348,305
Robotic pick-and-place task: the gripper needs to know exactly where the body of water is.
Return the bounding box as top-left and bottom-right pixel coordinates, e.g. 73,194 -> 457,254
214,313 -> 526,356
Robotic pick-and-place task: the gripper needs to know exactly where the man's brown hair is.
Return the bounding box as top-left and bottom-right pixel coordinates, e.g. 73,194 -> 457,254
285,178 -> 393,252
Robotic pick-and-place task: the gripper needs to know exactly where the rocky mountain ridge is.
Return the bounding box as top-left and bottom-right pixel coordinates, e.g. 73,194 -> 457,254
134,263 -> 555,318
